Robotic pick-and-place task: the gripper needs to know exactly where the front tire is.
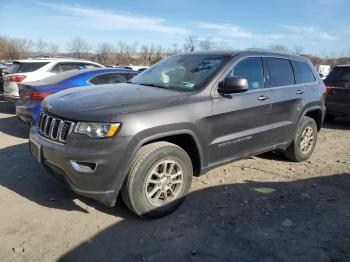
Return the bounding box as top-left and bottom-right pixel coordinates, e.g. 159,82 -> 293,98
284,116 -> 318,162
121,142 -> 193,219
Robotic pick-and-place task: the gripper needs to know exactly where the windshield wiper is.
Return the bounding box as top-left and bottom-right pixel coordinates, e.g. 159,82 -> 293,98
137,83 -> 168,89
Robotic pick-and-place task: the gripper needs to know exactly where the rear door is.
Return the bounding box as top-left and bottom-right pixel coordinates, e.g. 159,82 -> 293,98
264,57 -> 314,146
210,57 -> 273,164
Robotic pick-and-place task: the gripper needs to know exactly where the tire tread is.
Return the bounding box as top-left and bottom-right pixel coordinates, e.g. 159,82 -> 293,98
121,142 -> 182,216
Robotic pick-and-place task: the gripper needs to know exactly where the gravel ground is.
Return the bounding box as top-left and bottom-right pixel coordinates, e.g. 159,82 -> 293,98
0,95 -> 349,262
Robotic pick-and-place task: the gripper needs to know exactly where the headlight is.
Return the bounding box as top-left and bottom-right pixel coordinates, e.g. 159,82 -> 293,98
74,122 -> 121,138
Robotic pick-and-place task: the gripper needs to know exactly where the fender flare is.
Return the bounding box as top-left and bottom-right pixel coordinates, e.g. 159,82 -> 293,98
111,129 -> 204,203
134,129 -> 204,167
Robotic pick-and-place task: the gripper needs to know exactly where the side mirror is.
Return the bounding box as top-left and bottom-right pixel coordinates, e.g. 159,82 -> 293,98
218,76 -> 248,94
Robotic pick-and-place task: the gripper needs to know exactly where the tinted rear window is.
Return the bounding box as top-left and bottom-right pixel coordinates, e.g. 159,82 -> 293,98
327,67 -> 350,82
9,62 -> 49,74
293,60 -> 316,84
89,73 -> 136,85
265,58 -> 294,87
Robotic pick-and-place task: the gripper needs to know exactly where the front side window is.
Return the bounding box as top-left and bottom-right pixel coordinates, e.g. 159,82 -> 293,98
130,54 -> 230,91
293,60 -> 316,84
226,57 -> 264,90
265,58 -> 294,87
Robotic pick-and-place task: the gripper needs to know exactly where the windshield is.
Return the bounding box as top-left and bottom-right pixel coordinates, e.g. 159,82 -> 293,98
130,54 -> 230,91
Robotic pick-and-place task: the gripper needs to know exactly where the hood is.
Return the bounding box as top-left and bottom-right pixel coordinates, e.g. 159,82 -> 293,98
42,83 -> 189,122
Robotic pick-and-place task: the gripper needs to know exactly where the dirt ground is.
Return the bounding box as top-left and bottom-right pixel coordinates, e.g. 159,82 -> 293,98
0,94 -> 349,262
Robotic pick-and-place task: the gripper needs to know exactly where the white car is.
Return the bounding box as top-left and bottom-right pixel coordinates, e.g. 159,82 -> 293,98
3,58 -> 104,102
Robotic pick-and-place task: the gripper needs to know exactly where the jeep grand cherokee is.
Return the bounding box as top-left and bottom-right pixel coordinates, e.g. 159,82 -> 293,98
29,50 -> 326,218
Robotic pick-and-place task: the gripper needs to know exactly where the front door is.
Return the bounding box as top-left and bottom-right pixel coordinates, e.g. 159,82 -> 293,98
210,57 -> 273,165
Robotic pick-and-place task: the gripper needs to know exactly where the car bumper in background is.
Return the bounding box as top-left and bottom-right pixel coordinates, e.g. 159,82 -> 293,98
4,93 -> 19,102
4,81 -> 19,102
326,101 -> 350,117
16,104 -> 35,125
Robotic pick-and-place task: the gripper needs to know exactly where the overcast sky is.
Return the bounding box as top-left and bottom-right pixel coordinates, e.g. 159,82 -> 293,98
1,0 -> 349,56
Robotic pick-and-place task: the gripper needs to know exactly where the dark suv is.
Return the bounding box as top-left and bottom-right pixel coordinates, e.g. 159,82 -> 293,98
29,50 -> 326,218
323,65 -> 350,120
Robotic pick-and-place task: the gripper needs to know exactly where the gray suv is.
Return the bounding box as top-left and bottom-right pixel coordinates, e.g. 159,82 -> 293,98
29,50 -> 326,218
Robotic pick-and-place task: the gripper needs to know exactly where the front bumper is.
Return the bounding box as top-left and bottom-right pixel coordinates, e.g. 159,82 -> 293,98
29,126 -> 132,206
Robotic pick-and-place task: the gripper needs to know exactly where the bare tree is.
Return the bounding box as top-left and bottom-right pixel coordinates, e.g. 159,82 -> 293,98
8,38 -> 33,59
141,45 -> 150,65
116,41 -> 137,65
213,41 -> 234,50
199,37 -> 214,51
67,37 -> 90,59
36,39 -> 47,56
48,43 -> 59,57
154,45 -> 165,63
96,43 -> 115,65
169,43 -> 181,55
183,35 -> 198,52
293,46 -> 304,55
269,44 -> 289,52
0,37 -> 10,60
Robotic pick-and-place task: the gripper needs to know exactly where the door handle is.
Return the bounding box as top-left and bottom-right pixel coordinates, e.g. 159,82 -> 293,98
296,90 -> 305,94
258,95 -> 269,101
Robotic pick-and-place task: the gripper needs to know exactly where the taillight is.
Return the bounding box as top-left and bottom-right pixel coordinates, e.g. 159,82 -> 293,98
324,85 -> 332,95
26,92 -> 54,100
8,75 -> 27,82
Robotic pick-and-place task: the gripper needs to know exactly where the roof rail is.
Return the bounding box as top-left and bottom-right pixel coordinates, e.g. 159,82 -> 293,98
245,48 -> 300,56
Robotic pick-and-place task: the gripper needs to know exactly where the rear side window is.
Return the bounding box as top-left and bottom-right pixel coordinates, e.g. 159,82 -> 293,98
265,58 -> 294,87
226,57 -> 264,90
8,62 -> 49,74
293,60 -> 316,84
50,64 -> 61,74
83,63 -> 100,69
125,73 -> 137,81
89,73 -> 132,85
60,63 -> 80,72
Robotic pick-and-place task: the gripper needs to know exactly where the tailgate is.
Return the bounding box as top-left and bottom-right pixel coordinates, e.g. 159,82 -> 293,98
328,86 -> 350,104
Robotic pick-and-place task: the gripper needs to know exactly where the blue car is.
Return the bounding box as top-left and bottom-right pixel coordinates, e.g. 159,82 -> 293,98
16,68 -> 138,124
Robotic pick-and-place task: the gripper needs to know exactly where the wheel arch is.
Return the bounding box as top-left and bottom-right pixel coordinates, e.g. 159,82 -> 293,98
136,130 -> 203,176
302,106 -> 324,131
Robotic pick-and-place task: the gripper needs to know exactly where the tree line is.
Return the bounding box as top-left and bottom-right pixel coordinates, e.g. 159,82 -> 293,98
0,35 -> 349,67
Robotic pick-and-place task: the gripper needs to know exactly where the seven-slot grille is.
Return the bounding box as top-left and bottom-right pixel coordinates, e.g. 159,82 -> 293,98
37,112 -> 75,143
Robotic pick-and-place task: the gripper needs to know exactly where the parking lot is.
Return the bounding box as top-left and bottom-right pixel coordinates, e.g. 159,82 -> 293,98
0,94 -> 349,261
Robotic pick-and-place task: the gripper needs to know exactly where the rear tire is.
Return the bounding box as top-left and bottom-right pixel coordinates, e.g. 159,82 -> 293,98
121,142 -> 193,219
284,116 -> 317,162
